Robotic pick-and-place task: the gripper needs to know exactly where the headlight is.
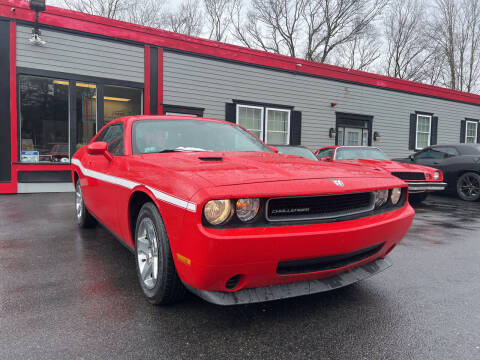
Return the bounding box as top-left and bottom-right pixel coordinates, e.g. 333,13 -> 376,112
391,188 -> 402,205
374,189 -> 389,208
433,171 -> 441,180
204,200 -> 234,225
236,198 -> 260,222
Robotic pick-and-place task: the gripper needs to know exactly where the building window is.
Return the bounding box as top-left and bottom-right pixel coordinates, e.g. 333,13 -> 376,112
266,108 -> 290,144
19,75 -> 70,163
466,121 -> 478,143
19,74 -> 143,163
76,82 -> 97,151
416,114 -> 432,150
104,85 -> 143,123
237,105 -> 264,140
236,104 -> 291,144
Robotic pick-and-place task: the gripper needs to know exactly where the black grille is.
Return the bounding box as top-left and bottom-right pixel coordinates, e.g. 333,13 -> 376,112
391,172 -> 425,181
266,192 -> 374,221
277,243 -> 384,275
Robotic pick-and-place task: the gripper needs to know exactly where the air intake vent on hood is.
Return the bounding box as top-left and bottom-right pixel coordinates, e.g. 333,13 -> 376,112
198,156 -> 223,161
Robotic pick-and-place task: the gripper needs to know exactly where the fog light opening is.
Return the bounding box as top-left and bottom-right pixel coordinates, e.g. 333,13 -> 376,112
225,275 -> 242,290
384,244 -> 396,257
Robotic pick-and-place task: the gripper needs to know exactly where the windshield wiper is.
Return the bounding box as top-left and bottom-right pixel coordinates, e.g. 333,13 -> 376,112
151,147 -> 207,154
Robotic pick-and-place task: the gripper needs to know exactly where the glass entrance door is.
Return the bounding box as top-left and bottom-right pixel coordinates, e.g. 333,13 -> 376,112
338,127 -> 369,146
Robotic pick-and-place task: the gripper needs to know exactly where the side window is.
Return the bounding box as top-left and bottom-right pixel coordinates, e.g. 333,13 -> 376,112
414,148 -> 445,160
97,124 -> 124,156
433,146 -> 459,157
316,149 -> 334,159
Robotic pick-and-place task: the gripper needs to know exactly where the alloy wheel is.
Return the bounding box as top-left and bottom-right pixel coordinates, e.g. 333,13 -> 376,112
75,183 -> 84,220
459,173 -> 480,200
136,217 -> 159,289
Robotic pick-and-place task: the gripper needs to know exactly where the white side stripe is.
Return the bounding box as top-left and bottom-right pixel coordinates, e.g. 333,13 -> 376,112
71,158 -> 197,212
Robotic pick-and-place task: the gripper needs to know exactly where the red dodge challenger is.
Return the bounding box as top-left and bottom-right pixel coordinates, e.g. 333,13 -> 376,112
72,116 -> 414,305
315,146 -> 447,203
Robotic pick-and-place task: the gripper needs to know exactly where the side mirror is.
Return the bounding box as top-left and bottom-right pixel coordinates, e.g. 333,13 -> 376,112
87,141 -> 113,161
268,145 -> 279,153
409,154 -> 415,161
320,156 -> 332,162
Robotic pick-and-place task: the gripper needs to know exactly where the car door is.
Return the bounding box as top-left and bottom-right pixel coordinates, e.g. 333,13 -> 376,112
412,148 -> 447,169
86,123 -> 125,233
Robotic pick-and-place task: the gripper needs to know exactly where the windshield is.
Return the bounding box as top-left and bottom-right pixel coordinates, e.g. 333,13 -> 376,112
335,147 -> 389,160
132,119 -> 271,154
277,146 -> 318,161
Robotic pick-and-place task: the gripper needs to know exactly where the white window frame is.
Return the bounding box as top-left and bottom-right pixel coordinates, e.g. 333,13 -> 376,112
465,120 -> 478,144
416,114 -> 432,150
236,104 -> 265,140
265,107 -> 291,145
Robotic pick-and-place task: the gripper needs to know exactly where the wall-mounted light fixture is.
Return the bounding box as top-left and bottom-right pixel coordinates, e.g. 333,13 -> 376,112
29,0 -> 47,46
374,131 -> 381,141
329,128 -> 337,138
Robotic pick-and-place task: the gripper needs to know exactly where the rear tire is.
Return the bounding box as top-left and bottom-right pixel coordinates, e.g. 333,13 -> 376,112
409,193 -> 428,204
75,180 -> 97,228
135,202 -> 185,305
456,172 -> 480,202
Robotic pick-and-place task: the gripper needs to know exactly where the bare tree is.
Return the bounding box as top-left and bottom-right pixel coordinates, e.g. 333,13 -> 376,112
428,0 -> 480,92
124,1 -> 165,28
204,0 -> 234,41
164,0 -> 204,37
333,24 -> 381,71
62,0 -> 165,27
231,0 -> 388,63
63,0 -> 126,19
383,0 -> 433,81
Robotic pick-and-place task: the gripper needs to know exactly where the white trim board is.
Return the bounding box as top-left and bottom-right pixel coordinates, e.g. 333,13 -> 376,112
17,183 -> 74,193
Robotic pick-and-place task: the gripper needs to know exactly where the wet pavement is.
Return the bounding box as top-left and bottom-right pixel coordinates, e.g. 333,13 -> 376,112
0,193 -> 479,360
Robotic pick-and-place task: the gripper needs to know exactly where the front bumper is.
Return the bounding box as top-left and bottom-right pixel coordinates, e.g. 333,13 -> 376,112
407,182 -> 447,193
175,204 -> 414,298
184,258 -> 391,305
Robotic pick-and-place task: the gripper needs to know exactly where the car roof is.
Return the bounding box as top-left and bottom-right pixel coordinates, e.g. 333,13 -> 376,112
111,115 -> 234,125
274,145 -> 309,149
432,143 -> 480,154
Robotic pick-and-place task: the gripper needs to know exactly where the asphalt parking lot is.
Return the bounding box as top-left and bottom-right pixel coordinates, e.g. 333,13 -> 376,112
0,193 -> 479,360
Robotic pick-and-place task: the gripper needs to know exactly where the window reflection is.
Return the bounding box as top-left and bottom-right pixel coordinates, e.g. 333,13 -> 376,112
19,76 -> 69,163
76,82 -> 97,151
104,85 -> 142,123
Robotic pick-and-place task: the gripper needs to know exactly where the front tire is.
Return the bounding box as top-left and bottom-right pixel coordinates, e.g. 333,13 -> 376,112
75,180 -> 97,228
409,193 -> 428,204
456,172 -> 480,201
135,202 -> 185,305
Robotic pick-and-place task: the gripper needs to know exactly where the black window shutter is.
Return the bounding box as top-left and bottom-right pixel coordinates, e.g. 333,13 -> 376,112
460,120 -> 466,143
225,103 -> 236,124
477,122 -> 480,144
431,116 -> 438,145
290,110 -> 302,145
409,114 -> 416,150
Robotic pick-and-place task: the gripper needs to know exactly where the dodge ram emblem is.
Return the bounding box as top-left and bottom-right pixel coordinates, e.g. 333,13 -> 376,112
333,180 -> 344,187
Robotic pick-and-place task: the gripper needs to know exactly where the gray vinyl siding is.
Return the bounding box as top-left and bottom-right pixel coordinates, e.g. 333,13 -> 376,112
163,51 -> 480,158
16,25 -> 144,83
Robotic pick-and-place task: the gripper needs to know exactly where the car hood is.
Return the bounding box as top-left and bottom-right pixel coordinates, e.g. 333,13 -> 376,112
137,152 -> 391,186
341,159 -> 437,173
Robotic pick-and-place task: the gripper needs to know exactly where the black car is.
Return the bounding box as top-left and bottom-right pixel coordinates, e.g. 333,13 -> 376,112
396,144 -> 480,201
274,145 -> 318,161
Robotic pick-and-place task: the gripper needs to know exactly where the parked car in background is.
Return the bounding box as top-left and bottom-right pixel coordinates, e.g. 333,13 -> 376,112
395,144 -> 480,201
275,145 -> 318,161
72,115 -> 414,306
315,146 -> 446,203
